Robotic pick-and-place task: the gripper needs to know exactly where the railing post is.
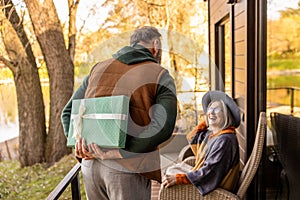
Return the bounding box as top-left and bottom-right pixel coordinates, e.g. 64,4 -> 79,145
268,87 -> 299,115
290,87 -> 294,115
71,175 -> 81,200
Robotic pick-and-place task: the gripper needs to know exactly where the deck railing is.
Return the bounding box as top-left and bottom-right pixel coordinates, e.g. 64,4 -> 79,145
267,86 -> 300,115
46,162 -> 81,200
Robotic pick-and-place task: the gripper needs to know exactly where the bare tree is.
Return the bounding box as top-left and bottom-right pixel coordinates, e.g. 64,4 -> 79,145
68,0 -> 80,62
0,0 -> 80,166
0,1 -> 46,167
23,0 -> 75,163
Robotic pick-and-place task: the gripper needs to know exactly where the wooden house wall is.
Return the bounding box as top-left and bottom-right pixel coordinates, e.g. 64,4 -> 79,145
208,0 -> 266,198
208,0 -> 248,166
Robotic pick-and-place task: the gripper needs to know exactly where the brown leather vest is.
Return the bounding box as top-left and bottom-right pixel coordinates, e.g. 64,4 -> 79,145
85,58 -> 166,182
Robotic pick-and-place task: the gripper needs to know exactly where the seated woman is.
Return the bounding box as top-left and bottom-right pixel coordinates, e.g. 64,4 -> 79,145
162,90 -> 241,195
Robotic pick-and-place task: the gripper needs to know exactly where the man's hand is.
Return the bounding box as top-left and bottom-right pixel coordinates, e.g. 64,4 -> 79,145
75,138 -> 94,160
162,174 -> 177,188
88,143 -> 123,160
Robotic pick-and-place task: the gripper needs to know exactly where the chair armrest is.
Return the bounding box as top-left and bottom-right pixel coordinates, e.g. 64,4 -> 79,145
178,145 -> 194,162
159,184 -> 240,200
182,156 -> 196,166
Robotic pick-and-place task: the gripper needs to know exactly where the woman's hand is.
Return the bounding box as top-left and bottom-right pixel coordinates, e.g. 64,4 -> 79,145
162,174 -> 177,188
88,143 -> 123,160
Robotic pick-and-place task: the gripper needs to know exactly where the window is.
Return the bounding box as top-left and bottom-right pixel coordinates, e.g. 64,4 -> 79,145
215,17 -> 233,97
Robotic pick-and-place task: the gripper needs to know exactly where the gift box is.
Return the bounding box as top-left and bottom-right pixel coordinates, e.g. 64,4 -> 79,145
67,95 -> 129,148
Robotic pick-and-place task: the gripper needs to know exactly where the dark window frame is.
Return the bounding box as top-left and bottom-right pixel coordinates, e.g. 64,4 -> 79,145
214,8 -> 235,97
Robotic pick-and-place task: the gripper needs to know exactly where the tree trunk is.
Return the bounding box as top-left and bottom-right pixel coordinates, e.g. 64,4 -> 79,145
15,60 -> 47,167
68,0 -> 80,62
0,9 -> 46,167
24,0 -> 74,163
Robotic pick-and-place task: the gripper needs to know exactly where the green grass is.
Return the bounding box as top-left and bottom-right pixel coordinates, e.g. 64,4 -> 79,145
268,75 -> 300,88
267,58 -> 300,107
268,57 -> 300,70
0,154 -> 86,200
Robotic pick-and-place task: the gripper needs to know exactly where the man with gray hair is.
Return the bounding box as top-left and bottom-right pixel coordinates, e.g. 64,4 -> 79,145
61,26 -> 177,199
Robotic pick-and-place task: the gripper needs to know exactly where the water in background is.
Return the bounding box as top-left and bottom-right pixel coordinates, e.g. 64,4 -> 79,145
0,81 -> 18,142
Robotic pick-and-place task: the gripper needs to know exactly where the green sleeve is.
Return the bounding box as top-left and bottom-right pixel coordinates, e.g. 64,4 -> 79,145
120,71 -> 177,157
61,76 -> 89,137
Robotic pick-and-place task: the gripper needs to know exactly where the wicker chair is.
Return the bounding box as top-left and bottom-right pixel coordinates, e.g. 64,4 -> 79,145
159,112 -> 266,200
270,112 -> 300,200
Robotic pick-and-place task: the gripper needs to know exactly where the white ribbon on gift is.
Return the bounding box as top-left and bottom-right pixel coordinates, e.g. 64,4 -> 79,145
72,100 -> 86,140
71,99 -> 128,140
